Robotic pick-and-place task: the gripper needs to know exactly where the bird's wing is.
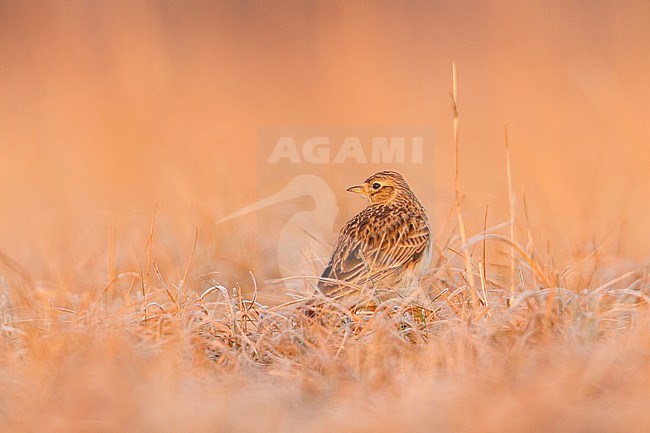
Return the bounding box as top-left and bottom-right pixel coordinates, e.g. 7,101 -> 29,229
318,208 -> 430,294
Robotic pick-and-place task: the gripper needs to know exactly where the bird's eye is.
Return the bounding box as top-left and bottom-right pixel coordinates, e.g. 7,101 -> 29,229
372,182 -> 381,190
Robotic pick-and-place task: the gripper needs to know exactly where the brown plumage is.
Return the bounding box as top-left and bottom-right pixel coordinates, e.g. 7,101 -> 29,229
317,171 -> 432,305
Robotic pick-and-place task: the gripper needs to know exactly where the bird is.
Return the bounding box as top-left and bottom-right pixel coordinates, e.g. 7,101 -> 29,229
317,171 -> 432,307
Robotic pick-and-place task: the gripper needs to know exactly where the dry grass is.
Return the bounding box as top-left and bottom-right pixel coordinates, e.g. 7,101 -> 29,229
1,3 -> 649,432
1,64 -> 648,431
1,211 -> 649,432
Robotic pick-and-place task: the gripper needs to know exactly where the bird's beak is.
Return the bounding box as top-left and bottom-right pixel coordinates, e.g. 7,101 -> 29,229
346,185 -> 365,195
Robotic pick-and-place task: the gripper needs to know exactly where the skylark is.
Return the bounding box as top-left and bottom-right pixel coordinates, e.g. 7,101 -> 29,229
317,171 -> 432,306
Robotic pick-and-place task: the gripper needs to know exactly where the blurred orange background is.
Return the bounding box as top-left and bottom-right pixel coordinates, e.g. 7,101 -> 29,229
0,2 -> 648,288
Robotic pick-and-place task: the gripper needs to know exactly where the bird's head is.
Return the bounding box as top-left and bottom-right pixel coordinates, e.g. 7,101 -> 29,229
346,171 -> 412,205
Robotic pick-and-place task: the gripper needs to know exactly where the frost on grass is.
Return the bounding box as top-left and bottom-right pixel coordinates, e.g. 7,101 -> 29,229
0,230 -> 649,433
